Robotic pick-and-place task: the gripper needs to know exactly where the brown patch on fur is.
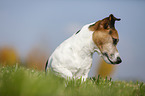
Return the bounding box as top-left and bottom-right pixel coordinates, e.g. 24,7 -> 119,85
110,28 -> 119,39
90,14 -> 121,53
89,20 -> 101,31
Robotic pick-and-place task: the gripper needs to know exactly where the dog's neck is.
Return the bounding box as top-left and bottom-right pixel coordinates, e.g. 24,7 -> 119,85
73,23 -> 100,57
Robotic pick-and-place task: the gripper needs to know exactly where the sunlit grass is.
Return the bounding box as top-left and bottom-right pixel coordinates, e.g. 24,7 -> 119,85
0,64 -> 145,96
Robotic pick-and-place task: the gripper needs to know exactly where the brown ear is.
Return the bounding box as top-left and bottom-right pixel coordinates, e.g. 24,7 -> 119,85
109,14 -> 121,28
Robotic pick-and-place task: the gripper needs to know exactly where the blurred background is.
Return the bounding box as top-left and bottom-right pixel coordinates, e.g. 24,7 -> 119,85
0,0 -> 145,81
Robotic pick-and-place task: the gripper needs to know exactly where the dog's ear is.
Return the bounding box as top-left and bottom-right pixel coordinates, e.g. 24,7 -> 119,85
108,14 -> 121,28
89,20 -> 102,31
89,14 -> 121,31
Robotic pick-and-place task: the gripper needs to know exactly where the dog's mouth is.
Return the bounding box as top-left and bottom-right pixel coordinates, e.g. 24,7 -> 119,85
102,53 -> 122,64
95,49 -> 122,64
102,53 -> 114,64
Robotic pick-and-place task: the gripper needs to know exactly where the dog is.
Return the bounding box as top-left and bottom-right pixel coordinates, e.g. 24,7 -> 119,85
45,14 -> 122,80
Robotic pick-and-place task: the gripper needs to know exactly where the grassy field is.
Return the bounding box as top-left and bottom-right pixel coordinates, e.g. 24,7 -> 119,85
0,65 -> 145,96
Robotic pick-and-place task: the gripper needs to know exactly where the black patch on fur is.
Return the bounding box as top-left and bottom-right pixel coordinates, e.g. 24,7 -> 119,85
45,60 -> 48,72
109,30 -> 112,34
113,38 -> 118,45
75,30 -> 80,34
104,23 -> 108,29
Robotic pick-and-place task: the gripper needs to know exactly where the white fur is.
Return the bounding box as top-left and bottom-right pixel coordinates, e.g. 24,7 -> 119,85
47,23 -> 100,80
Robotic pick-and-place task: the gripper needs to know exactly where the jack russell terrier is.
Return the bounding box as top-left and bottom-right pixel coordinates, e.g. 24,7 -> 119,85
45,14 -> 122,80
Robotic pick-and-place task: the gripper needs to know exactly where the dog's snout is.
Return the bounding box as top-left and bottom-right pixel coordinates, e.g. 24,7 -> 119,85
116,57 -> 122,64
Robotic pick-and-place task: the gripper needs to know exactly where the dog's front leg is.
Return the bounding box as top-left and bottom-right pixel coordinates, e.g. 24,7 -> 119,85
74,68 -> 90,81
81,69 -> 90,81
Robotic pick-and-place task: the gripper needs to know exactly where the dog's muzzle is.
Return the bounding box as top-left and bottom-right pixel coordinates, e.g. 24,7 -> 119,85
103,53 -> 122,64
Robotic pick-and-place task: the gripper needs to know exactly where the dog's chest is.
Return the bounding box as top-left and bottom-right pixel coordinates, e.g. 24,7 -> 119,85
52,35 -> 93,72
65,50 -> 93,76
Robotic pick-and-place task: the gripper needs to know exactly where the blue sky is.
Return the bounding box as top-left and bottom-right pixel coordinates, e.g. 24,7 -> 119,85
0,0 -> 145,81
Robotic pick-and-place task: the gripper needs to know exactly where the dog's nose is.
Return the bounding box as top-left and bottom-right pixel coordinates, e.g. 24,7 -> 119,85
116,57 -> 122,64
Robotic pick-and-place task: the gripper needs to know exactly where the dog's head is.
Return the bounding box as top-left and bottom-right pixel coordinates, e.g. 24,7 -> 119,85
89,14 -> 122,64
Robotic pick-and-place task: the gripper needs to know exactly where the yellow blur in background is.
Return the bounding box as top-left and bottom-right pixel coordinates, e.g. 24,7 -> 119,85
0,47 -> 19,66
0,46 -> 49,71
97,58 -> 116,78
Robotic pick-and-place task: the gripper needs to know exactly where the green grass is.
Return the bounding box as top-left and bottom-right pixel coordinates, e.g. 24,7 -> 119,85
0,65 -> 145,96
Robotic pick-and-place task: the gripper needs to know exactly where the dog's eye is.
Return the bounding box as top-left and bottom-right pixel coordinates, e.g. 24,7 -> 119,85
112,38 -> 119,45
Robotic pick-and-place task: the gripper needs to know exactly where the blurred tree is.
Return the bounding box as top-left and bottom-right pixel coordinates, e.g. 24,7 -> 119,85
0,47 -> 19,66
97,58 -> 116,78
26,47 -> 49,71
